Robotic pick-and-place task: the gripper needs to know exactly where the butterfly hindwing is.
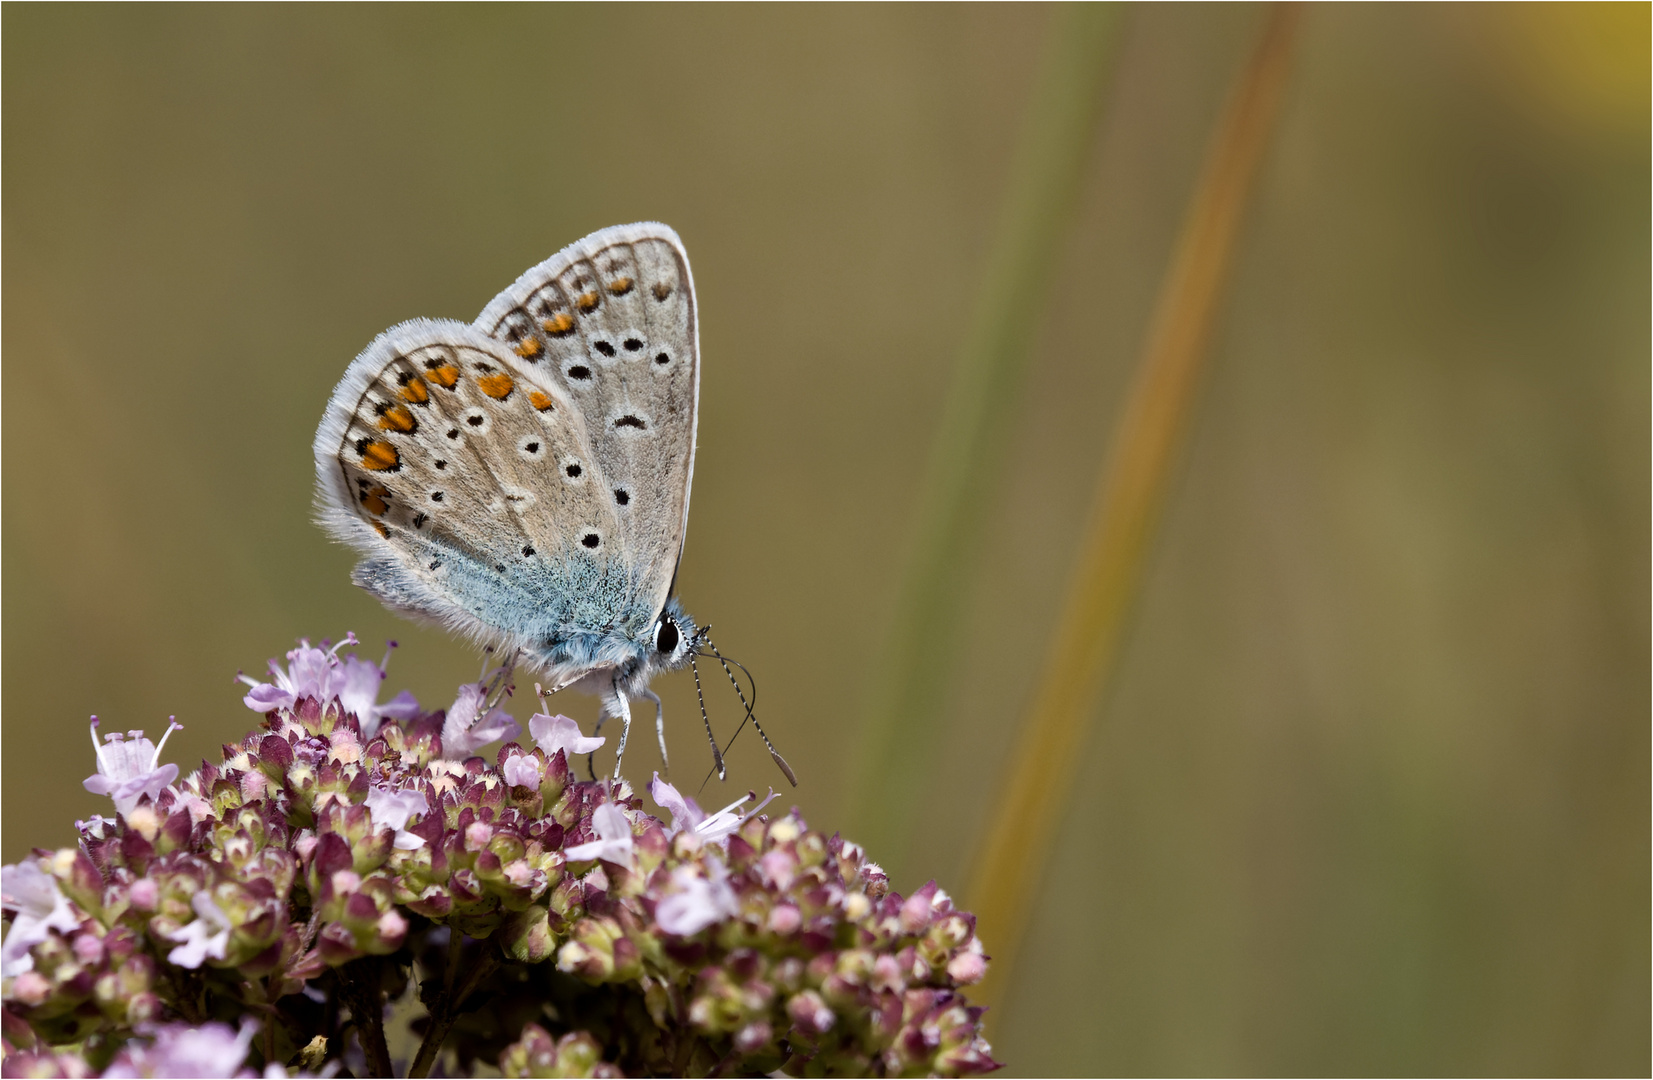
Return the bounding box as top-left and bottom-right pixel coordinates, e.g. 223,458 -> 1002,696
314,319 -> 645,650
474,222 -> 699,627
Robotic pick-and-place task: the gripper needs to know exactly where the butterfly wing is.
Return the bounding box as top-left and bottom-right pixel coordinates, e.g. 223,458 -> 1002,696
474,222 -> 699,632
313,318 -> 643,658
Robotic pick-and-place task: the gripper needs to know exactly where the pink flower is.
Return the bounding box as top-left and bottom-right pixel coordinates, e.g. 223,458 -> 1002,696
655,858 -> 740,936
83,718 -> 181,819
564,802 -> 633,865
649,773 -> 777,844
441,682 -> 521,759
337,642 -> 420,739
239,636 -> 355,713
240,635 -> 419,738
529,713 -> 604,760
364,785 -> 429,850
648,773 -> 701,831
162,891 -> 232,969
0,858 -> 81,976
102,1018 -> 258,1078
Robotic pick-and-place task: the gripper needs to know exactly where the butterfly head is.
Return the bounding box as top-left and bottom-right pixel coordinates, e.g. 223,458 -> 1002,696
646,596 -> 700,677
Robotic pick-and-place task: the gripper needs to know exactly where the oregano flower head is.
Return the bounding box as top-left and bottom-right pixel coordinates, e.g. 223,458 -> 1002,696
2,635 -> 999,1078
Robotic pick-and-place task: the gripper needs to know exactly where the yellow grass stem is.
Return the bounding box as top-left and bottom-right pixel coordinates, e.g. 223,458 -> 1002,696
966,3 -> 1303,1020
850,2 -> 1125,864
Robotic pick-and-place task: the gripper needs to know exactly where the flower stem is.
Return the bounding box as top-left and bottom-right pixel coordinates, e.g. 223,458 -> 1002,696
407,939 -> 502,1079
850,0 -> 1126,870
339,958 -> 394,1079
965,0 -> 1302,1022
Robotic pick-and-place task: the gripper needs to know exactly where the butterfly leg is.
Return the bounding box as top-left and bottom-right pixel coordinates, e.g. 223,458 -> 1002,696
637,689 -> 668,776
586,712 -> 608,782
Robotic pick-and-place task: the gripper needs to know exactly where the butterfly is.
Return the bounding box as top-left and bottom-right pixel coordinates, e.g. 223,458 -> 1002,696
312,222 -> 792,785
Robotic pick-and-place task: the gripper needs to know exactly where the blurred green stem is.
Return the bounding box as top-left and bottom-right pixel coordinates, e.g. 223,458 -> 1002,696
966,2 -> 1301,1022
849,2 -> 1124,864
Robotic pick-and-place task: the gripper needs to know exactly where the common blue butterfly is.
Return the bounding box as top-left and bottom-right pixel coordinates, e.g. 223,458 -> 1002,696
313,223 -> 792,784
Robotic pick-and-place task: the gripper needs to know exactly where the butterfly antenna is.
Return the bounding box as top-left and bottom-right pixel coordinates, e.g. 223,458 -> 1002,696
690,653 -> 728,790
696,651 -> 745,791
702,637 -> 797,787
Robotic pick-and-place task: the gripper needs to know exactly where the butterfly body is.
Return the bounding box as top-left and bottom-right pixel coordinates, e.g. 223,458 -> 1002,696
314,224 -> 704,771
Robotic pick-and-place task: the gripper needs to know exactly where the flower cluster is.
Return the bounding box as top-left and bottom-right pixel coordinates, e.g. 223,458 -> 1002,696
2,637 -> 999,1077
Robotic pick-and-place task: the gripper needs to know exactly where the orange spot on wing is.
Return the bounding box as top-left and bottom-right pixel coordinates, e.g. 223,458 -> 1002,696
372,521 -> 390,538
360,485 -> 390,516
652,281 -> 672,301
607,276 -> 634,296
359,441 -> 400,471
575,291 -> 600,313
529,391 -> 555,412
399,377 -> 429,404
477,372 -> 514,400
424,362 -> 460,388
543,312 -> 576,336
376,405 -> 416,433
515,337 -> 543,359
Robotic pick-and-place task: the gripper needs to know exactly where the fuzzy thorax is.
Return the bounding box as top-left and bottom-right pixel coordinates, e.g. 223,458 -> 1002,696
532,595 -> 700,705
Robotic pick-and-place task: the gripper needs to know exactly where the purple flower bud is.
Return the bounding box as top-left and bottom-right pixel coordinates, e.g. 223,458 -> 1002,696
501,904 -> 557,964
768,903 -> 801,935
10,971 -> 51,1006
786,989 -> 835,1036
256,734 -> 294,773
557,916 -> 625,982
947,945 -> 987,985
316,920 -> 361,965
733,1019 -> 772,1054
1,1045 -> 94,1078
901,880 -> 940,933
498,1024 -> 620,1079
71,932 -> 104,966
759,848 -> 798,891
127,878 -> 159,911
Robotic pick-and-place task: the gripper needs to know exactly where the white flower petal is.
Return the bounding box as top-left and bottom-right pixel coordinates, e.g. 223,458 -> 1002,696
530,714 -> 605,758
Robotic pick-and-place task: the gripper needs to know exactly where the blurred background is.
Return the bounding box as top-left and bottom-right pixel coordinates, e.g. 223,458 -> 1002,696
4,4 -> 1646,1074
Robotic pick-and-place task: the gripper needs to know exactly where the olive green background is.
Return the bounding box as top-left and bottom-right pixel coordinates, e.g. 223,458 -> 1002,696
4,4 -> 1647,1074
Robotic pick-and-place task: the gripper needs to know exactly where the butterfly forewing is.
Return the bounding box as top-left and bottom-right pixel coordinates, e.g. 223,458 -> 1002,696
474,223 -> 699,627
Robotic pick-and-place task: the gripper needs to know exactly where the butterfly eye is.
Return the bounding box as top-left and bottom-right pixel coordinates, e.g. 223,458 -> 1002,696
654,617 -> 680,655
